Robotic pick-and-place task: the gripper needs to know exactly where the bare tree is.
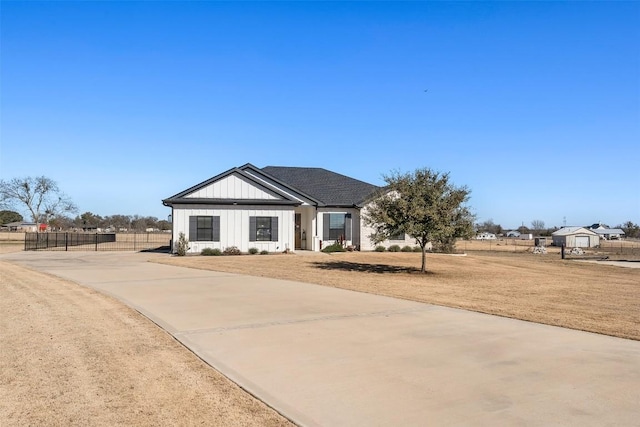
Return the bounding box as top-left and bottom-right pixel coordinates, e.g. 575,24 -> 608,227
104,214 -> 132,231
74,212 -> 105,230
48,215 -> 75,231
157,219 -> 172,231
618,221 -> 639,238
0,176 -> 77,227
531,219 -> 545,234
476,219 -> 503,235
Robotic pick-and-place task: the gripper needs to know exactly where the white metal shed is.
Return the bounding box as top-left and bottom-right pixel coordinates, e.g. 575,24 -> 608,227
551,227 -> 599,248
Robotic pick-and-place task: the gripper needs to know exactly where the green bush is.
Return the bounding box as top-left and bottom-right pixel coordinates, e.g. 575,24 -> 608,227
260,250 -> 269,255
222,246 -> 242,255
388,245 -> 401,252
401,245 -> 413,252
433,238 -> 457,254
322,242 -> 347,253
248,247 -> 259,255
201,248 -> 221,256
413,246 -> 422,252
374,245 -> 386,252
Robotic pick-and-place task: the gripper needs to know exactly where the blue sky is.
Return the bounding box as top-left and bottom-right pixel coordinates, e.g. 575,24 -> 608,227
2,1 -> 638,229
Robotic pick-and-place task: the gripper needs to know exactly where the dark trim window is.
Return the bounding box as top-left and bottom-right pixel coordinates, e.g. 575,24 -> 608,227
189,216 -> 220,241
329,213 -> 346,240
256,217 -> 272,241
250,216 -> 278,242
323,213 -> 352,241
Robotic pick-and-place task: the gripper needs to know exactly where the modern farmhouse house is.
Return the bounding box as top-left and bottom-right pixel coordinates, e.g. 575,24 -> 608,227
163,164 -> 414,254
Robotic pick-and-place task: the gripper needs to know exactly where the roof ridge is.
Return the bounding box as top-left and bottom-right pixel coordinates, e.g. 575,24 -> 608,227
263,166 -> 380,187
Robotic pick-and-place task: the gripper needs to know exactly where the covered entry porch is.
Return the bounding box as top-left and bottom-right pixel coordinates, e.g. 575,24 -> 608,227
294,206 -> 318,251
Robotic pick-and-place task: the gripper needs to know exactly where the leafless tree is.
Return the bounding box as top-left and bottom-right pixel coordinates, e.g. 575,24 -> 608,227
531,219 -> 545,233
0,176 -> 77,226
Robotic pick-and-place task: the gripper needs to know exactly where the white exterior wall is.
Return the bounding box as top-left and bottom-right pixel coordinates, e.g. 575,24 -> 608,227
358,204 -> 416,251
172,204 -> 294,254
552,234 -> 599,248
244,170 -> 314,205
566,234 -> 599,248
185,175 -> 279,200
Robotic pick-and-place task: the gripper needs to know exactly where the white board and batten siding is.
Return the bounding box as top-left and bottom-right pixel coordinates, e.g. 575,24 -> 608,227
185,174 -> 279,200
172,205 -> 295,254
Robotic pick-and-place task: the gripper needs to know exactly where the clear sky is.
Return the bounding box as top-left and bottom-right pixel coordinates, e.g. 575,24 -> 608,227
2,1 -> 638,229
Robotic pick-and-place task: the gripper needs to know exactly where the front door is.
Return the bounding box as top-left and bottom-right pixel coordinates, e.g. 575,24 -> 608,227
295,213 -> 302,249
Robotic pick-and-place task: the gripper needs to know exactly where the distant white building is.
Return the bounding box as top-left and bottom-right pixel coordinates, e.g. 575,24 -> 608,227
0,221 -> 38,232
476,232 -> 497,240
588,223 -> 625,240
552,227 -> 599,248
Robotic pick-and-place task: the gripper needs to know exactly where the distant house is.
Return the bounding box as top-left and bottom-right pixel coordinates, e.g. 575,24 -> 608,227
0,221 -> 38,232
505,230 -> 521,238
589,223 -> 612,230
163,163 -> 417,254
476,232 -> 497,240
552,227 -> 599,248
588,223 -> 625,240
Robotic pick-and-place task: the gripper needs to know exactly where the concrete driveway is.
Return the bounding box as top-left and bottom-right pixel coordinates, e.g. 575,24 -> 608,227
3,251 -> 639,426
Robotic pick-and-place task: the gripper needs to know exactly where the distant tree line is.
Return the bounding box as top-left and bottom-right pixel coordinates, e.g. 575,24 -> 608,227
0,210 -> 24,225
0,209 -> 171,232
1,176 -> 170,232
475,219 -> 640,239
617,221 -> 640,239
48,212 -> 171,232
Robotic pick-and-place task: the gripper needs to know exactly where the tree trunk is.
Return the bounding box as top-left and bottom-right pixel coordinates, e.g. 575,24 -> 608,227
421,245 -> 426,273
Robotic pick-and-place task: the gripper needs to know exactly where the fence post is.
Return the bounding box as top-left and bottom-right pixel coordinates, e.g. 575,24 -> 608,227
24,233 -> 27,251
95,233 -> 98,251
65,233 -> 68,251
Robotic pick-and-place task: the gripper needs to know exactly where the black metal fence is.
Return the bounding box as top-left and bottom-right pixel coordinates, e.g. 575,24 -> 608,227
24,232 -> 171,252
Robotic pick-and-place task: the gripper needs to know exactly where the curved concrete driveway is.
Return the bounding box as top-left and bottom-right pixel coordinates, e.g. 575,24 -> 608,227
3,251 -> 639,426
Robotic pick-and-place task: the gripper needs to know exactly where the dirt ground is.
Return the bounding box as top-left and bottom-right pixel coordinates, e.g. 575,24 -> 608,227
157,251 -> 640,341
0,260 -> 292,427
0,242 -> 23,254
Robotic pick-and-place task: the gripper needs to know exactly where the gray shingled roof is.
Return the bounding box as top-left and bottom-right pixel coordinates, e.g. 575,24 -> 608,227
262,166 -> 380,207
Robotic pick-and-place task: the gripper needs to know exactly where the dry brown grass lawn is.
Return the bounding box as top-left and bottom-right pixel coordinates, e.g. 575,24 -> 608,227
0,242 -> 23,254
156,251 -> 640,341
0,261 -> 293,426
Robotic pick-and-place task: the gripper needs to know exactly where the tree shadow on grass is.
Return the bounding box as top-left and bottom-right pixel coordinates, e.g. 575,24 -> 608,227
311,260 -> 431,275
